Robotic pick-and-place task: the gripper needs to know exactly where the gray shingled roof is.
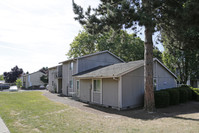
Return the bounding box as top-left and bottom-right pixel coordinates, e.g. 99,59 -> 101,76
75,60 -> 144,78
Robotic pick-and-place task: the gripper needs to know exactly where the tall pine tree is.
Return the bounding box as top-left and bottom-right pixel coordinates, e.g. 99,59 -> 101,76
72,0 -> 196,111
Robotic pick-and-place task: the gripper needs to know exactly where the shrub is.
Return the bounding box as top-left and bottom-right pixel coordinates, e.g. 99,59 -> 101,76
186,88 -> 193,100
191,88 -> 199,101
167,89 -> 180,105
155,91 -> 170,108
15,79 -> 22,89
178,88 -> 188,103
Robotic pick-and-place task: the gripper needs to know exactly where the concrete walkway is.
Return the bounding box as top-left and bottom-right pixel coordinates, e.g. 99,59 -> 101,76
0,117 -> 10,133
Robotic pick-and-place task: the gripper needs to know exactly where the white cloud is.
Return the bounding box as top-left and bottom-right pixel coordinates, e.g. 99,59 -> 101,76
0,0 -> 100,74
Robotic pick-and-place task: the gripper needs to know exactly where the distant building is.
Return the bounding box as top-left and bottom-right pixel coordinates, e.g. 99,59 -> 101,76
20,71 -> 46,88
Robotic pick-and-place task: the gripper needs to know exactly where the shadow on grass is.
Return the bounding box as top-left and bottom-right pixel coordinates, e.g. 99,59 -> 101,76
83,101 -> 199,121
54,92 -> 199,121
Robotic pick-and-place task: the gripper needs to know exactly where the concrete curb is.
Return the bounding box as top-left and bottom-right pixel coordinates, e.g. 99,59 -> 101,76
0,117 -> 10,133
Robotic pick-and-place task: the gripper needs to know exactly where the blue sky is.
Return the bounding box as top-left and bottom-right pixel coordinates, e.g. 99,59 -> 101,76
0,0 -> 163,74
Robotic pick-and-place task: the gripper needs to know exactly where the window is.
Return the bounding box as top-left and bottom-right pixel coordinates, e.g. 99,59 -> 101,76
153,78 -> 157,91
76,80 -> 79,90
70,62 -> 73,70
93,80 -> 101,92
69,80 -> 73,88
76,80 -> 80,96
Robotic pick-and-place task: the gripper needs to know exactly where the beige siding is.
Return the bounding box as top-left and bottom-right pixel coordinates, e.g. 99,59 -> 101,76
79,79 -> 92,102
102,78 -> 118,107
62,63 -> 68,95
93,92 -> 101,104
48,68 -> 57,92
122,66 -> 144,108
62,60 -> 77,96
23,71 -> 46,88
154,61 -> 177,90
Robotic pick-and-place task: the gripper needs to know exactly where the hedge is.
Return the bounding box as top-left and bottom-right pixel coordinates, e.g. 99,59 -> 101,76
191,88 -> 199,101
178,88 -> 188,103
154,91 -> 170,108
180,86 -> 193,100
167,89 -> 180,105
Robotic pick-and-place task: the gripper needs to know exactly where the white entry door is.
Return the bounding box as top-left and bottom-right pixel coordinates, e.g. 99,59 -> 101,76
92,79 -> 102,104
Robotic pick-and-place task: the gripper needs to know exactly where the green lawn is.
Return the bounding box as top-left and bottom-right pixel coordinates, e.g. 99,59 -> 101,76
0,91 -> 198,133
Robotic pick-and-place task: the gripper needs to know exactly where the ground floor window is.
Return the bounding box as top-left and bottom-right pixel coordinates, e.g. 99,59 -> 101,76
76,80 -> 80,96
93,79 -> 101,92
76,80 -> 79,90
153,78 -> 157,91
69,80 -> 73,88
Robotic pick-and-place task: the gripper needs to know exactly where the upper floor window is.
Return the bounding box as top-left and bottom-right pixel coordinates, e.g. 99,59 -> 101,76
70,62 -> 73,70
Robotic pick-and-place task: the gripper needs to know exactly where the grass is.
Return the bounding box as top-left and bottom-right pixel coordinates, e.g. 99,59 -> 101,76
0,91 -> 199,133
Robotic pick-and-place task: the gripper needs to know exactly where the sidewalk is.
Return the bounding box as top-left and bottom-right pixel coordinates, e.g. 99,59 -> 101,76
0,117 -> 10,133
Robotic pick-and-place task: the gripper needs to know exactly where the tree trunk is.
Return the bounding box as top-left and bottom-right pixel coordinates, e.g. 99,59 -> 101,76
144,26 -> 155,112
142,0 -> 155,112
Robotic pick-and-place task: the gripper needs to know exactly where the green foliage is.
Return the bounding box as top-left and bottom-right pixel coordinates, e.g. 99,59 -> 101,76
178,88 -> 188,103
153,46 -> 162,61
67,29 -> 145,62
67,30 -> 97,58
0,75 -> 4,80
3,66 -> 23,83
166,89 -> 180,105
159,0 -> 199,50
180,86 -> 193,100
67,29 -> 162,62
15,79 -> 22,88
40,75 -> 48,84
155,86 -> 197,108
154,91 -> 170,108
162,43 -> 199,84
72,0 -> 197,111
190,88 -> 199,101
161,0 -> 199,84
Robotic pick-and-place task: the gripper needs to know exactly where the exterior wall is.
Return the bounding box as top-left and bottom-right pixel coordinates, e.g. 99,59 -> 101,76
102,78 -> 118,107
57,65 -> 62,77
20,75 -> 26,88
23,71 -> 46,88
76,60 -> 177,109
79,79 -> 92,102
121,61 -> 177,108
122,67 -> 144,108
78,52 -> 122,73
77,78 -> 118,108
62,60 -> 77,96
93,92 -> 101,104
154,61 -> 177,90
48,68 -> 57,92
62,52 -> 122,96
56,79 -> 62,93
